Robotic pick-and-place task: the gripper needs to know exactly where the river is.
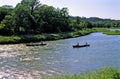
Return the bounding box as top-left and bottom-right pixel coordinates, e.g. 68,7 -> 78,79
0,32 -> 120,79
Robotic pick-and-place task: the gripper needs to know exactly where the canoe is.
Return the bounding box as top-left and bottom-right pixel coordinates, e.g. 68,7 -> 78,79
26,43 -> 47,46
73,44 -> 90,48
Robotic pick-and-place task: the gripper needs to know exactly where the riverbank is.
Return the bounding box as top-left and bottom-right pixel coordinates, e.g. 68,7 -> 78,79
93,28 -> 120,35
43,67 -> 120,79
0,29 -> 93,44
0,28 -> 120,44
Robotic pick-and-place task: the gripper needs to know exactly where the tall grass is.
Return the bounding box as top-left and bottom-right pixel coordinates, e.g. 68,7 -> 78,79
69,29 -> 93,37
93,28 -> 120,35
0,28 -> 120,44
104,30 -> 120,35
43,67 -> 120,79
0,36 -> 21,44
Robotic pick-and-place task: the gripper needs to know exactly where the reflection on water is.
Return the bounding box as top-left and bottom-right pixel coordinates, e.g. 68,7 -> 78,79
0,32 -> 120,78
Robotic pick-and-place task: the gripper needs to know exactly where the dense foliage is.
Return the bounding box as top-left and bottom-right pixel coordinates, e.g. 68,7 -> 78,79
71,16 -> 120,28
0,0 -> 120,36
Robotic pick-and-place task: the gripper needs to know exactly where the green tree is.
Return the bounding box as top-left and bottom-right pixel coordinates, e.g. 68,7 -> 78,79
14,3 -> 33,34
0,6 -> 13,23
21,0 -> 41,15
34,5 -> 71,33
0,14 -> 15,35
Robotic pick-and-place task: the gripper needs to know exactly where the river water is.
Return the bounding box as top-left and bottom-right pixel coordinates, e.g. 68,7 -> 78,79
0,32 -> 120,79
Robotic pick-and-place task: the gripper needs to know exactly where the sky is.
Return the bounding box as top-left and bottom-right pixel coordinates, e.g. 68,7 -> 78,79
0,0 -> 120,20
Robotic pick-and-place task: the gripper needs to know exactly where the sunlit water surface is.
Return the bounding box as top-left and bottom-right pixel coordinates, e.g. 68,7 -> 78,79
0,32 -> 120,79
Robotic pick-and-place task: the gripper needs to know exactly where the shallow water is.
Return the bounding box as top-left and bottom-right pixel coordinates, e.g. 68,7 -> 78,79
0,32 -> 120,78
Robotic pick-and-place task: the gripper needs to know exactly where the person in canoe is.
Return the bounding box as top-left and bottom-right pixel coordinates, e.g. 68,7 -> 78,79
85,42 -> 88,45
77,42 -> 79,46
73,42 -> 90,48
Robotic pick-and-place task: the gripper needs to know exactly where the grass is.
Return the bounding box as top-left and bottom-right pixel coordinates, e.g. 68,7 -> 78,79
43,67 -> 120,79
0,29 -> 93,44
93,28 -> 120,35
92,28 -> 109,32
69,29 -> 93,37
0,28 -> 120,44
103,30 -> 120,35
0,35 -> 21,44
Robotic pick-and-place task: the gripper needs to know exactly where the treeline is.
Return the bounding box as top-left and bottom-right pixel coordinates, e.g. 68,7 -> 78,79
71,16 -> 120,28
0,0 -> 120,36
